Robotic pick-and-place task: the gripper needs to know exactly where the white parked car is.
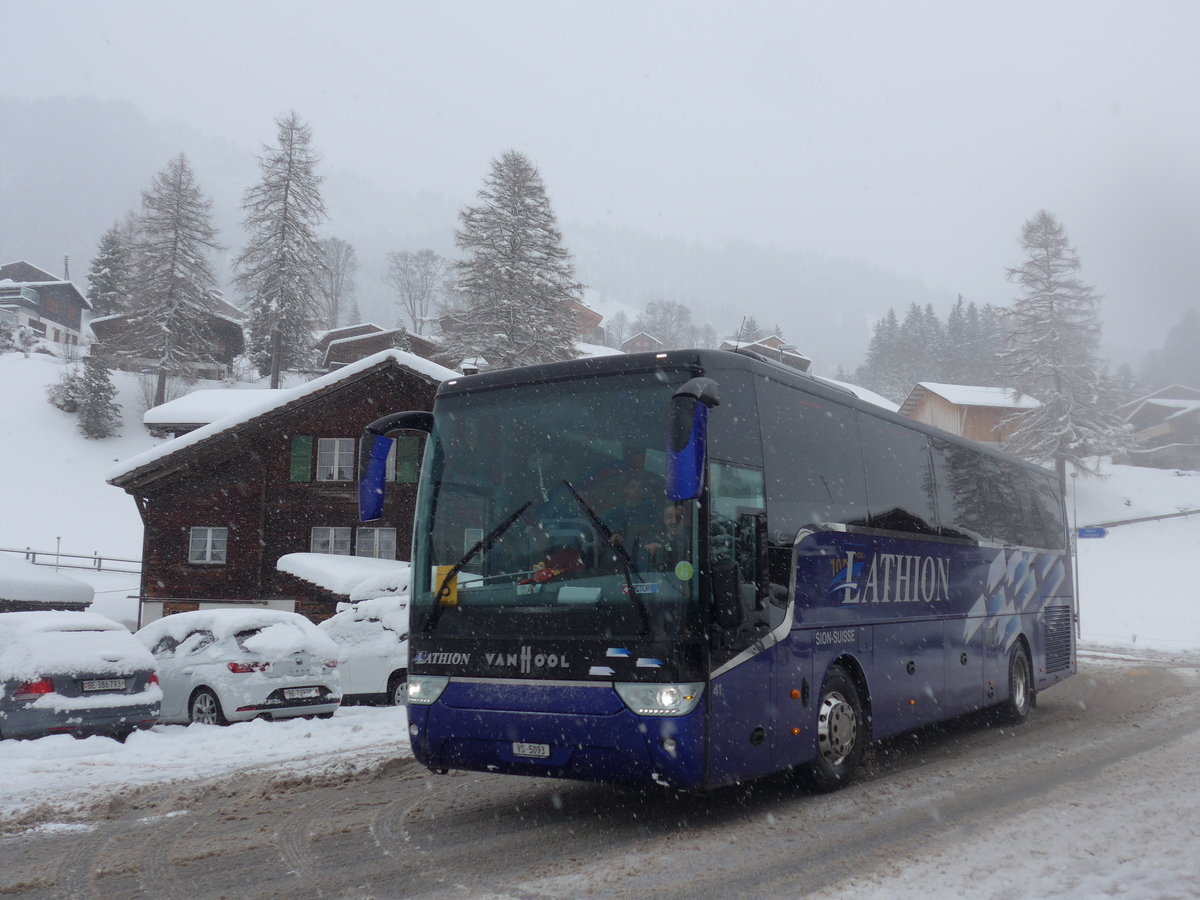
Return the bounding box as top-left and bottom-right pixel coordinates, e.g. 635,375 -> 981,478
319,595 -> 409,705
135,609 -> 341,725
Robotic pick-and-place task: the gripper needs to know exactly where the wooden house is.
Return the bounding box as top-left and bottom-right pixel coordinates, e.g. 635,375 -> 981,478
0,260 -> 90,349
108,349 -> 457,626
899,382 -> 1039,448
1118,385 -> 1200,471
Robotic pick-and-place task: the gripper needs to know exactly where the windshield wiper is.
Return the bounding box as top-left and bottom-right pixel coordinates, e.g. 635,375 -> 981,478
424,499 -> 533,633
562,479 -> 650,636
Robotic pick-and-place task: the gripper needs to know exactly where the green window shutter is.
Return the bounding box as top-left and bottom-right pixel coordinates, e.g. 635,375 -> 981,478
394,435 -> 421,484
290,435 -> 313,482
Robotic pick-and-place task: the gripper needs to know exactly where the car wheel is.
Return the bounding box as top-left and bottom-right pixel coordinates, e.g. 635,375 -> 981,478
997,641 -> 1034,725
805,665 -> 866,793
189,688 -> 228,726
388,670 -> 408,706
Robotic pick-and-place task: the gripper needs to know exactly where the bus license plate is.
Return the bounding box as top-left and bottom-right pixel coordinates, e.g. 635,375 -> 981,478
284,687 -> 319,700
82,678 -> 126,692
512,742 -> 550,758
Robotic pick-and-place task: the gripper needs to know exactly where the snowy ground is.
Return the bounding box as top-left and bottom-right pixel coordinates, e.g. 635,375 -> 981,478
4,349 -> 1200,895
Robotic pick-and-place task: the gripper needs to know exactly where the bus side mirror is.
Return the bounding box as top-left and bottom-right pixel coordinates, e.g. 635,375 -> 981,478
359,411 -> 433,522
666,377 -> 720,502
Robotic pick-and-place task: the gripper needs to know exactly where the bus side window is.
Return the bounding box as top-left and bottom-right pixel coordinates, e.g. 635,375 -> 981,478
857,414 -> 938,535
756,379 -> 868,535
709,462 -> 770,633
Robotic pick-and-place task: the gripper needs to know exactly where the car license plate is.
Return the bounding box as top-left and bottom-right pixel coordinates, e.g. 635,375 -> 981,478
512,742 -> 550,758
81,678 -> 126,692
284,687 -> 320,700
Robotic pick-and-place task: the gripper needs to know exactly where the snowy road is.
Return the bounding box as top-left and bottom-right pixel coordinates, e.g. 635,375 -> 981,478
2,650 -> 1199,898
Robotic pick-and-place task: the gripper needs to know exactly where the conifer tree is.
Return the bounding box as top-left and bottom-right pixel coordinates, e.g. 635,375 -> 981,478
441,150 -> 582,370
76,354 -> 122,439
237,112 -> 327,385
85,223 -> 132,317
1000,210 -> 1129,480
118,154 -> 223,406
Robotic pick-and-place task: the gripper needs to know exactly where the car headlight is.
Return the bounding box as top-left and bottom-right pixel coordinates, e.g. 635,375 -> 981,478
614,682 -> 704,716
407,675 -> 450,706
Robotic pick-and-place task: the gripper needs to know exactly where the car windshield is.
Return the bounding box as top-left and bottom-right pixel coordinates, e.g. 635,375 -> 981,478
412,370 -> 702,640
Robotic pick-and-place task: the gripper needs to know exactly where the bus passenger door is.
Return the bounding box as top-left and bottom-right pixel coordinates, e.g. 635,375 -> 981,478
706,463 -> 781,785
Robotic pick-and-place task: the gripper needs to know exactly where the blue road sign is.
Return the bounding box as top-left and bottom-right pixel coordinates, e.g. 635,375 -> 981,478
1077,526 -> 1108,539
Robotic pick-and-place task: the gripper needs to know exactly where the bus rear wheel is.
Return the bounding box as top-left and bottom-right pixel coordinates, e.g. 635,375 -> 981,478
805,666 -> 866,793
997,642 -> 1034,725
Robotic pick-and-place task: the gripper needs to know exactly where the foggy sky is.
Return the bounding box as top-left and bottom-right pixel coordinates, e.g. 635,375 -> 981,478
4,1 -> 1199,361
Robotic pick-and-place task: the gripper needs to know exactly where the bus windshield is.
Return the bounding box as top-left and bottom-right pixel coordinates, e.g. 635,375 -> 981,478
411,370 -> 702,641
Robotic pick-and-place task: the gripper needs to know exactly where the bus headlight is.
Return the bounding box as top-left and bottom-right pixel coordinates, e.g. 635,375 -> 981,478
615,682 -> 704,716
407,675 -> 450,705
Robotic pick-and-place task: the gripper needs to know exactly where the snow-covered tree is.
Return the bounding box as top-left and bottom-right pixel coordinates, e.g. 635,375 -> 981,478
384,249 -> 447,332
317,237 -> 358,329
236,112 -> 327,386
635,298 -> 695,349
733,316 -> 765,344
604,310 -> 630,348
1000,210 -> 1130,480
117,154 -> 223,406
85,223 -> 132,317
76,354 -> 122,439
441,150 -> 582,369
1140,309 -> 1200,392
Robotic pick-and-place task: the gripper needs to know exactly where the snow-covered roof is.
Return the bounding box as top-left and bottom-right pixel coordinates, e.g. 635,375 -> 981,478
910,382 -> 1040,410
575,341 -> 624,358
277,553 -> 410,600
816,377 -> 900,412
143,389 -> 279,427
109,349 -> 459,483
0,556 -> 94,607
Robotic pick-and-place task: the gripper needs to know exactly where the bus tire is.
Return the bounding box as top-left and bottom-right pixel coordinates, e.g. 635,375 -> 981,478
998,642 -> 1034,725
805,665 -> 866,793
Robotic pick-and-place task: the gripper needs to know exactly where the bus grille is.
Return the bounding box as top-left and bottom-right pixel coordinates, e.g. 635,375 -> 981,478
1043,605 -> 1073,674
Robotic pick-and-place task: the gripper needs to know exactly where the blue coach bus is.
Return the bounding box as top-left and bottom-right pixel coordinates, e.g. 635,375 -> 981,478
359,349 -> 1075,791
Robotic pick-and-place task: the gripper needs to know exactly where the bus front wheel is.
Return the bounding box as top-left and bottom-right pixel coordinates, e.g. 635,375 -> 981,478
805,666 -> 866,793
997,642 -> 1034,725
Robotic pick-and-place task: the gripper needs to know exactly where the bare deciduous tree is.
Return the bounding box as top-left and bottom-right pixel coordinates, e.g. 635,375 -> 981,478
384,249 -> 447,332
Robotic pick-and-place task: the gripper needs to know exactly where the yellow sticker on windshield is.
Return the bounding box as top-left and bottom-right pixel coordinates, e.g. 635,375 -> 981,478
674,561 -> 694,581
435,565 -> 459,606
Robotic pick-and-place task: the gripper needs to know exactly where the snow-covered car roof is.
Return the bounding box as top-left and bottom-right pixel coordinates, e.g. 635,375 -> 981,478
0,610 -> 155,681
135,608 -> 338,659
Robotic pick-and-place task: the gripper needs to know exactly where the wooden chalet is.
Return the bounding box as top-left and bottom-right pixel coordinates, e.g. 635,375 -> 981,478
0,260 -> 91,349
108,349 -> 457,626
316,323 -> 441,370
899,382 -> 1039,448
619,331 -> 663,354
89,298 -> 245,381
1118,385 -> 1200,471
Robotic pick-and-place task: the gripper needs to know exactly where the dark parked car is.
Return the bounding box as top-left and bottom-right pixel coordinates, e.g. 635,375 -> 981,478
0,610 -> 161,741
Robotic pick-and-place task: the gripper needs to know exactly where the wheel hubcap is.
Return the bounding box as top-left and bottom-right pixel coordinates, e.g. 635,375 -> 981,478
1013,657 -> 1030,714
193,694 -> 216,724
817,691 -> 857,765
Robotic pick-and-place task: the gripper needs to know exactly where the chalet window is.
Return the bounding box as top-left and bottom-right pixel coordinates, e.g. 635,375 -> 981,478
316,438 -> 356,481
311,526 -> 352,555
188,526 -> 228,564
356,527 -> 398,559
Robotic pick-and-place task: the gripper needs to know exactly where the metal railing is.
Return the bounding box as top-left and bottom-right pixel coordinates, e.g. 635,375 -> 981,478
0,546 -> 142,575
